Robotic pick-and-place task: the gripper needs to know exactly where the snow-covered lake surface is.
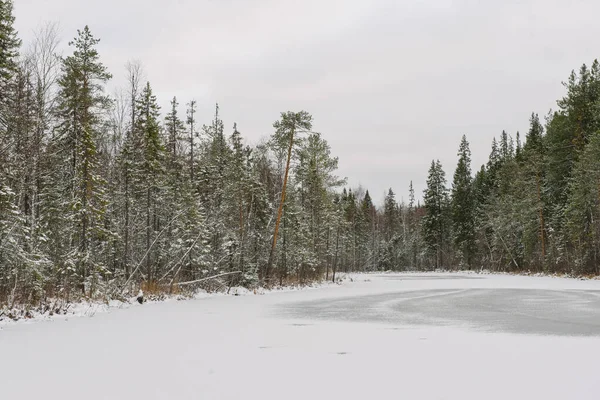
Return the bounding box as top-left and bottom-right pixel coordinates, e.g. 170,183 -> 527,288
280,274 -> 600,336
2,273 -> 600,399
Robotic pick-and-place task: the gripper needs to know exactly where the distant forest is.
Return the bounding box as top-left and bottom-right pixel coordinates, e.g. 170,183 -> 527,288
1,1 -> 599,306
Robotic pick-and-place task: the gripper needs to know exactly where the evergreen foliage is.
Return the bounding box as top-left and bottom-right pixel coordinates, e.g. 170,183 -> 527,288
3,8 -> 600,307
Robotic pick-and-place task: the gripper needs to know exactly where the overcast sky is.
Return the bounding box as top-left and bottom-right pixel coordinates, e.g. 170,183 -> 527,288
12,0 -> 600,204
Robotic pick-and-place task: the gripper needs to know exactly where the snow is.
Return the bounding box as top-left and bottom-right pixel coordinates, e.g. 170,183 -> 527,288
0,299 -> 132,325
1,273 -> 599,399
0,282 -> 334,326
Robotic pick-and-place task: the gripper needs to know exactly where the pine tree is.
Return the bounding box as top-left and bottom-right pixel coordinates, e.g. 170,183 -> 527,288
295,132 -> 344,276
265,111 -> 312,282
4,4 -> 600,307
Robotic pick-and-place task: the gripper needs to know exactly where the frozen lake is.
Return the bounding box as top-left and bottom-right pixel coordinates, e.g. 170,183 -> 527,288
1,273 -> 599,399
280,275 -> 600,336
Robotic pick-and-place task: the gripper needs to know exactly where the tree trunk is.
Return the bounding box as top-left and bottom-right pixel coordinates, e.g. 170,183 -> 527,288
124,164 -> 130,277
189,101 -> 195,184
265,126 -> 295,283
333,224 -> 340,283
326,227 -> 330,281
537,172 -> 546,271
146,186 -> 151,281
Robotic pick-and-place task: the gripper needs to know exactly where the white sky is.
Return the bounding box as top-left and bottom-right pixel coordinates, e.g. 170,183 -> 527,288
13,0 -> 600,204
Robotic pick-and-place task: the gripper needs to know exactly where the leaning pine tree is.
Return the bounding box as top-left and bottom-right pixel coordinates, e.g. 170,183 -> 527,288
264,111 -> 312,283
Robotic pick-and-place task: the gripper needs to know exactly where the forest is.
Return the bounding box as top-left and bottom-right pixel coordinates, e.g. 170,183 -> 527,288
1,0 -> 600,307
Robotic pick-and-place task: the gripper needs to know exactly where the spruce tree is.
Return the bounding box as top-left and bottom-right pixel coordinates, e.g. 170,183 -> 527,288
164,96 -> 185,173
383,189 -> 398,242
0,1 -> 21,281
54,26 -> 112,294
564,132 -> 600,274
407,180 -> 419,269
423,160 -> 450,268
186,100 -> 197,184
199,104 -> 231,275
0,0 -> 20,113
225,123 -> 249,280
522,113 -> 546,269
134,81 -> 164,281
545,61 -> 600,269
381,188 -> 399,270
451,135 -> 475,268
359,190 -> 376,270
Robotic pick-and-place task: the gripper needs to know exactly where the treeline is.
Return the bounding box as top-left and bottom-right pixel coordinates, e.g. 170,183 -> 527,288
416,62 -> 600,276
1,1 -> 600,306
0,3 -> 362,304
356,60 -> 600,276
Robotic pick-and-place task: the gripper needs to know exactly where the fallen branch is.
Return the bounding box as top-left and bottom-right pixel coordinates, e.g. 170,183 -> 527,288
174,271 -> 242,287
117,209 -> 187,295
160,230 -> 205,285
